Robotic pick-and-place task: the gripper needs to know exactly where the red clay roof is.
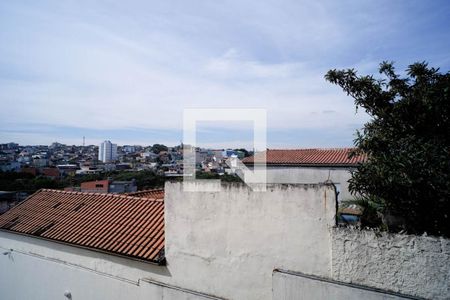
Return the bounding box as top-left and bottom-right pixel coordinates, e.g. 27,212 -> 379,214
0,189 -> 165,264
127,189 -> 165,199
242,148 -> 365,166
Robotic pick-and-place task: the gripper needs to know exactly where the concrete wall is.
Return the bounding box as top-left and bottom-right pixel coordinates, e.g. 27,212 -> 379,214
164,182 -> 337,300
272,270 -> 418,300
331,228 -> 450,300
265,166 -> 354,201
0,182 -> 336,300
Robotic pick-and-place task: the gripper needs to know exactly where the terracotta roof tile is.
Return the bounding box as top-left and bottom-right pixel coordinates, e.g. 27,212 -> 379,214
242,148 -> 365,166
0,189 -> 165,264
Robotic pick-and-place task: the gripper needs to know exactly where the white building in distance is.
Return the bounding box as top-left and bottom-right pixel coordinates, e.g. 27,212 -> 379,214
98,140 -> 117,162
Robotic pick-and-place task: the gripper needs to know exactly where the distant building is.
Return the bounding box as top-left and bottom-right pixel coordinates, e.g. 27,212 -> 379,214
243,148 -> 366,201
57,164 -> 78,176
41,167 -> 60,179
222,149 -> 243,159
80,179 -> 137,194
98,140 -> 117,163
108,180 -> 137,193
76,165 -> 102,175
80,180 -> 109,193
0,162 -> 20,172
0,143 -> 19,150
32,156 -> 48,168
122,145 -> 136,154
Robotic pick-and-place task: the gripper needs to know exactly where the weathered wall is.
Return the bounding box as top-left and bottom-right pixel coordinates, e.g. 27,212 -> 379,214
331,228 -> 450,300
272,270 -> 417,300
165,182 -> 337,300
265,166 -> 353,201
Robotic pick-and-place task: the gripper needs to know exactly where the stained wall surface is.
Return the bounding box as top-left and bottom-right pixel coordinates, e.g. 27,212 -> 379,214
165,182 -> 337,300
265,166 -> 354,200
331,228 -> 450,300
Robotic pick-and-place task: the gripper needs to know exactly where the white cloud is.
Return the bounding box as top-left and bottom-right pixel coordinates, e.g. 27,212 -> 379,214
2,0 -> 446,145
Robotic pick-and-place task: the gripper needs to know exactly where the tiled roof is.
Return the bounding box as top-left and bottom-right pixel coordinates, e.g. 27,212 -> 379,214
242,148 -> 365,166
0,189 -> 165,264
127,189 -> 165,199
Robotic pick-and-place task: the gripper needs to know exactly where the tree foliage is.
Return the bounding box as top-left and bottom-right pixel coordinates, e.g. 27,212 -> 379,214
340,196 -> 383,228
151,144 -> 168,154
195,171 -> 243,182
326,61 -> 450,236
0,171 -> 64,192
0,170 -> 166,192
113,170 -> 165,189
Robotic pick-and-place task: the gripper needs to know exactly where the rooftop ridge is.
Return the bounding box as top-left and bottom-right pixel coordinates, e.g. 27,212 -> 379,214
243,148 -> 366,165
40,189 -> 163,202
127,189 -> 165,200
266,148 -> 357,151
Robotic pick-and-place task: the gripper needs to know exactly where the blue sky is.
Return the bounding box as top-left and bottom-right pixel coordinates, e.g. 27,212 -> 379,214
1,1 -> 449,148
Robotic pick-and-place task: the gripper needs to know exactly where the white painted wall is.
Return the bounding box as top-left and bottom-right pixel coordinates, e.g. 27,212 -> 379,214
265,166 -> 354,201
0,182 -> 336,300
331,228 -> 450,300
0,232 -> 221,300
165,182 -> 337,300
273,270 -> 415,300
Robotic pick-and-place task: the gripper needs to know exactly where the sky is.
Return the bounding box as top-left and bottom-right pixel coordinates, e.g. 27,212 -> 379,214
1,0 -> 449,148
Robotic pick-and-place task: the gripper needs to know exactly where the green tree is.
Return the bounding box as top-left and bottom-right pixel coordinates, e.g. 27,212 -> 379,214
195,171 -> 242,183
151,144 -> 168,154
113,170 -> 165,189
326,61 -> 450,236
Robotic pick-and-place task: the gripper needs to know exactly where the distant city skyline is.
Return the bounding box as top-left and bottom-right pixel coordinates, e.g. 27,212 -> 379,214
1,1 -> 449,148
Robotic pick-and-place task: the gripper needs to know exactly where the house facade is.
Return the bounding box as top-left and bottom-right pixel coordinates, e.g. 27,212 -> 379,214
80,179 -> 137,193
243,148 -> 366,201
